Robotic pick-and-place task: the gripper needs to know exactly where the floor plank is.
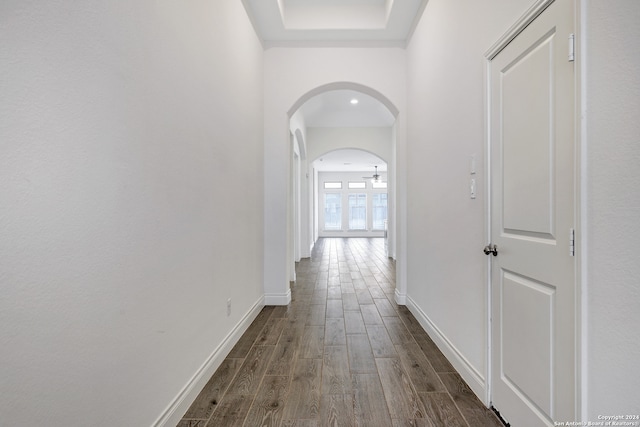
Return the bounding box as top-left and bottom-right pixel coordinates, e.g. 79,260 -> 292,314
346,334 -> 377,374
375,358 -> 425,420
369,287 -> 388,300
395,342 -> 446,393
373,297 -> 397,317
366,324 -> 397,358
321,346 -> 351,395
226,307 -> 274,358
282,358 -> 322,420
344,311 -> 366,335
341,293 -> 360,311
225,345 -> 276,396
205,394 -> 254,427
307,304 -> 327,326
265,322 -> 302,376
383,316 -> 415,345
320,394 -> 354,427
182,358 -> 244,419
243,375 -> 289,427
176,420 -> 206,427
255,317 -> 286,346
177,238 -> 490,427
417,392 -> 468,427
391,419 -> 430,427
327,286 -> 342,300
352,373 -> 393,427
439,373 -> 504,427
324,318 -> 347,346
413,334 -> 456,374
355,289 -> 374,305
300,325 -> 325,359
281,420 -> 319,427
326,299 -> 344,319
360,304 -> 383,325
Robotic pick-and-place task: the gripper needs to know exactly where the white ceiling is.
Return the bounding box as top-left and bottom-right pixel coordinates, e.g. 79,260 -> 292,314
314,149 -> 387,172
301,91 -> 393,172
242,0 -> 428,48
299,89 -> 395,127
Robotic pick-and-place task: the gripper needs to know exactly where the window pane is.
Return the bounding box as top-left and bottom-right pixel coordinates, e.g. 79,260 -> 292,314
324,182 -> 342,189
324,193 -> 342,230
372,193 -> 388,230
348,193 -> 366,230
348,181 -> 366,189
372,181 -> 387,189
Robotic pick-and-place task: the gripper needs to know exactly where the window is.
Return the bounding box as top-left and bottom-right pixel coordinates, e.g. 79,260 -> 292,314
324,193 -> 342,230
324,182 -> 342,189
348,194 -> 366,230
319,172 -> 388,235
372,193 -> 388,230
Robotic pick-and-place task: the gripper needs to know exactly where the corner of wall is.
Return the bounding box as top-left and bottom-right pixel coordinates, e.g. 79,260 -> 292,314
264,288 -> 292,306
406,296 -> 488,404
152,296 -> 265,427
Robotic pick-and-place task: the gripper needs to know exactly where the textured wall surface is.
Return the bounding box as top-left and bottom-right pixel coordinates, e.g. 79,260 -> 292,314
0,1 -> 264,425
583,0 -> 640,417
307,127 -> 393,166
405,0 -> 535,398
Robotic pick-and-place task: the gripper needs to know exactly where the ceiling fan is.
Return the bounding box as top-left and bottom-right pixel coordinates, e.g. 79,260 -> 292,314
362,165 -> 382,182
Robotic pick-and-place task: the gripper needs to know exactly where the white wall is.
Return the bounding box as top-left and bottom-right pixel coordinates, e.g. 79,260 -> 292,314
0,1 -> 264,426
407,0 -> 640,418
582,0 -> 640,418
264,48 -> 408,305
306,127 -> 393,165
405,0 -> 540,400
289,111 -> 312,259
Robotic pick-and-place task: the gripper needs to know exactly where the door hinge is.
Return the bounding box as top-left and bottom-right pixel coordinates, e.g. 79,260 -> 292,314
569,228 -> 575,256
568,33 -> 575,62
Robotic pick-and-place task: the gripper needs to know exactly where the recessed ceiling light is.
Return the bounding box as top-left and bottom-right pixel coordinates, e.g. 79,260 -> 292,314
350,98 -> 359,105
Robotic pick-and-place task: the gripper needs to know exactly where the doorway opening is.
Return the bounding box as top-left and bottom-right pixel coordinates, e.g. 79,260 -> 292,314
314,149 -> 388,243
287,85 -> 397,287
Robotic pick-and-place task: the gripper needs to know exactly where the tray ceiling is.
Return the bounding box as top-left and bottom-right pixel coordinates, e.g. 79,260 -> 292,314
242,0 -> 428,48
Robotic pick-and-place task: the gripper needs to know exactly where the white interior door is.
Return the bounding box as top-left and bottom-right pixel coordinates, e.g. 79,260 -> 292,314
488,1 -> 576,425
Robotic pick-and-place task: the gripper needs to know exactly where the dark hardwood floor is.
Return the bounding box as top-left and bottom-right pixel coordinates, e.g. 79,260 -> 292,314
177,238 -> 503,427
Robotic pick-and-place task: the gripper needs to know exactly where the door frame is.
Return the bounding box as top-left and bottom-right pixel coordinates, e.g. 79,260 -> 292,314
483,0 -> 584,418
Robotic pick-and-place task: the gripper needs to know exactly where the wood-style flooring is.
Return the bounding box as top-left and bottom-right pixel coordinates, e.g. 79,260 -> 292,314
177,238 -> 504,427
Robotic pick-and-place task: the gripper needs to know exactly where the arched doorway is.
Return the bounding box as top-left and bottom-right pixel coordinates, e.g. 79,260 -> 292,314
287,83 -> 398,291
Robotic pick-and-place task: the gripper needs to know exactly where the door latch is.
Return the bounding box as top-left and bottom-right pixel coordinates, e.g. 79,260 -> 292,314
483,244 -> 498,256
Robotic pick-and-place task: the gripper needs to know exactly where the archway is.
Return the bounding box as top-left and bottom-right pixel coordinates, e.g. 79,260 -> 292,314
287,82 -> 399,291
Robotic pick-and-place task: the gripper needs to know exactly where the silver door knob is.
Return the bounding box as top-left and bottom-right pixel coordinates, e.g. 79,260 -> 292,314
483,244 -> 498,256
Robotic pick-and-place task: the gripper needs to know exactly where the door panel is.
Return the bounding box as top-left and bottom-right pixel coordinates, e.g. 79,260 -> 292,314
502,31 -> 555,237
489,1 -> 575,425
501,271 -> 554,416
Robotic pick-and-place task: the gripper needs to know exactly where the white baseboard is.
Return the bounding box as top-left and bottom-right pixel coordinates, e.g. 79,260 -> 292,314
152,296 -> 265,427
264,288 -> 291,306
394,288 -> 407,305
406,295 -> 487,403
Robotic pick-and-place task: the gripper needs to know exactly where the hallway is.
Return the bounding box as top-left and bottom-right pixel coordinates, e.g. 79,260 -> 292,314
177,238 -> 503,427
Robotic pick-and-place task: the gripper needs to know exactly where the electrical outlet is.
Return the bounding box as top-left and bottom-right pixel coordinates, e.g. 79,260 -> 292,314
226,298 -> 232,317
